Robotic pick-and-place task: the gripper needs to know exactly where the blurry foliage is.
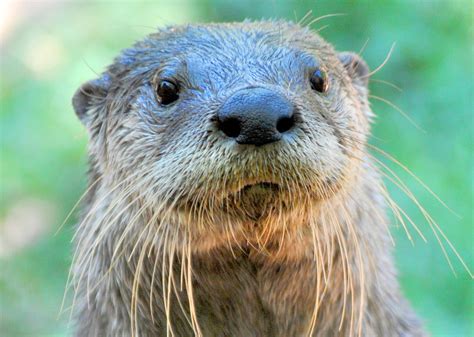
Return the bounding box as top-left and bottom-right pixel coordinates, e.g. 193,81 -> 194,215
0,1 -> 472,336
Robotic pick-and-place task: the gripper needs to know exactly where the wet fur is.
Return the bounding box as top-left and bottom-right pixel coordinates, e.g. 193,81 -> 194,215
70,21 -> 426,336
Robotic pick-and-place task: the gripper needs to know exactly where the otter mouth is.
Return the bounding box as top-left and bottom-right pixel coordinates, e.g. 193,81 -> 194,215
239,182 -> 280,194
227,182 -> 282,220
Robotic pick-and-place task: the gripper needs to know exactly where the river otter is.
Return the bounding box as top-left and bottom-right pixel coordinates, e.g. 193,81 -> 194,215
70,21 -> 426,336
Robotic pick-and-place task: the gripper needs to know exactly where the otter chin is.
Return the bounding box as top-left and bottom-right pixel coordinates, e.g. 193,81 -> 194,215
70,21 -> 426,337
232,182 -> 281,220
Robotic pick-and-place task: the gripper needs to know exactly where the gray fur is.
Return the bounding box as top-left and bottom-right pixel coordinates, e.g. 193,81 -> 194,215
71,21 -> 426,336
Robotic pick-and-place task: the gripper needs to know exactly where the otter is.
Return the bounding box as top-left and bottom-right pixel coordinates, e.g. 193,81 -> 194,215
70,21 -> 426,336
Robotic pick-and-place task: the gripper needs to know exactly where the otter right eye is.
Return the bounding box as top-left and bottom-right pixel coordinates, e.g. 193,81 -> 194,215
310,68 -> 329,93
157,80 -> 179,105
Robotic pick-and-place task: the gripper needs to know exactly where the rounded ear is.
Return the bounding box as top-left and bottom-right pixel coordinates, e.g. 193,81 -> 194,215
338,52 -> 370,88
72,74 -> 111,126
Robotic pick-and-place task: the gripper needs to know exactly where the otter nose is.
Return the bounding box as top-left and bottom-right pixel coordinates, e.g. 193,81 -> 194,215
217,87 -> 295,146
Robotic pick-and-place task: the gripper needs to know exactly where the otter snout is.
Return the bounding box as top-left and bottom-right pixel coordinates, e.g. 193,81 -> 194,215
217,87 -> 295,146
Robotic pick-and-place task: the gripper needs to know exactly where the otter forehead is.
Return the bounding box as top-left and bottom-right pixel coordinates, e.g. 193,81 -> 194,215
116,22 -> 336,84
164,49 -> 321,90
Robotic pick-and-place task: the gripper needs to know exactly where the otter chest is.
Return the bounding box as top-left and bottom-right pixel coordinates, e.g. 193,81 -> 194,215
189,251 -> 325,337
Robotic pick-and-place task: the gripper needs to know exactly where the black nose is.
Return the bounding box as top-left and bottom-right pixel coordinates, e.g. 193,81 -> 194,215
217,87 -> 295,146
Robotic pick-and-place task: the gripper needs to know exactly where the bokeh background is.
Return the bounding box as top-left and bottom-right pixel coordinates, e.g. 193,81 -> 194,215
1,1 -> 472,336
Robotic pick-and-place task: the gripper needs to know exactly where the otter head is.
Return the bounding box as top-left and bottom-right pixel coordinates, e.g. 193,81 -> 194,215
73,22 -> 371,251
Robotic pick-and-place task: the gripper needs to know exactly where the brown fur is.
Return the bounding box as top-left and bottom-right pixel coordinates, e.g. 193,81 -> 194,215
69,21 -> 426,336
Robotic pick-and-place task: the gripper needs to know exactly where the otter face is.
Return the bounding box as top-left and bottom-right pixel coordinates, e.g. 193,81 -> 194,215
73,22 -> 371,241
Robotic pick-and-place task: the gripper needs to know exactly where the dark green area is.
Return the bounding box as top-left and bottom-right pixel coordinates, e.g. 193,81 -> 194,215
1,1 -> 472,336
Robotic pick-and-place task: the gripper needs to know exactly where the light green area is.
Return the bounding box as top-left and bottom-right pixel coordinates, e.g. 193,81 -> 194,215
0,1 -> 472,336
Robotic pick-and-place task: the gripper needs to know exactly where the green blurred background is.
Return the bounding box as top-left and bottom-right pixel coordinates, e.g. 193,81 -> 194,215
0,1 -> 472,336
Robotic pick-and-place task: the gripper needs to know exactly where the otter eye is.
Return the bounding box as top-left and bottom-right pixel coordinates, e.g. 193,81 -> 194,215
157,80 -> 179,105
310,68 -> 329,93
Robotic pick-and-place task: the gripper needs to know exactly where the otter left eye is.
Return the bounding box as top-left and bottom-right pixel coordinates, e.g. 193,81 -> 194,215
310,68 -> 329,93
156,79 -> 179,105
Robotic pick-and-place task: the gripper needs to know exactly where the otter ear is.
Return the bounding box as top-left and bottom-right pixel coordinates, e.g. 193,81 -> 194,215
72,74 -> 111,126
338,52 -> 369,88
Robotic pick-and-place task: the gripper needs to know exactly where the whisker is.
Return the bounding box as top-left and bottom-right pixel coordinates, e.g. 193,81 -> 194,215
55,174 -> 102,236
357,38 -> 370,57
297,9 -> 313,26
370,78 -> 402,92
305,13 -> 347,28
368,144 -> 459,216
369,152 -> 471,276
370,94 -> 425,132
361,42 -> 396,79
